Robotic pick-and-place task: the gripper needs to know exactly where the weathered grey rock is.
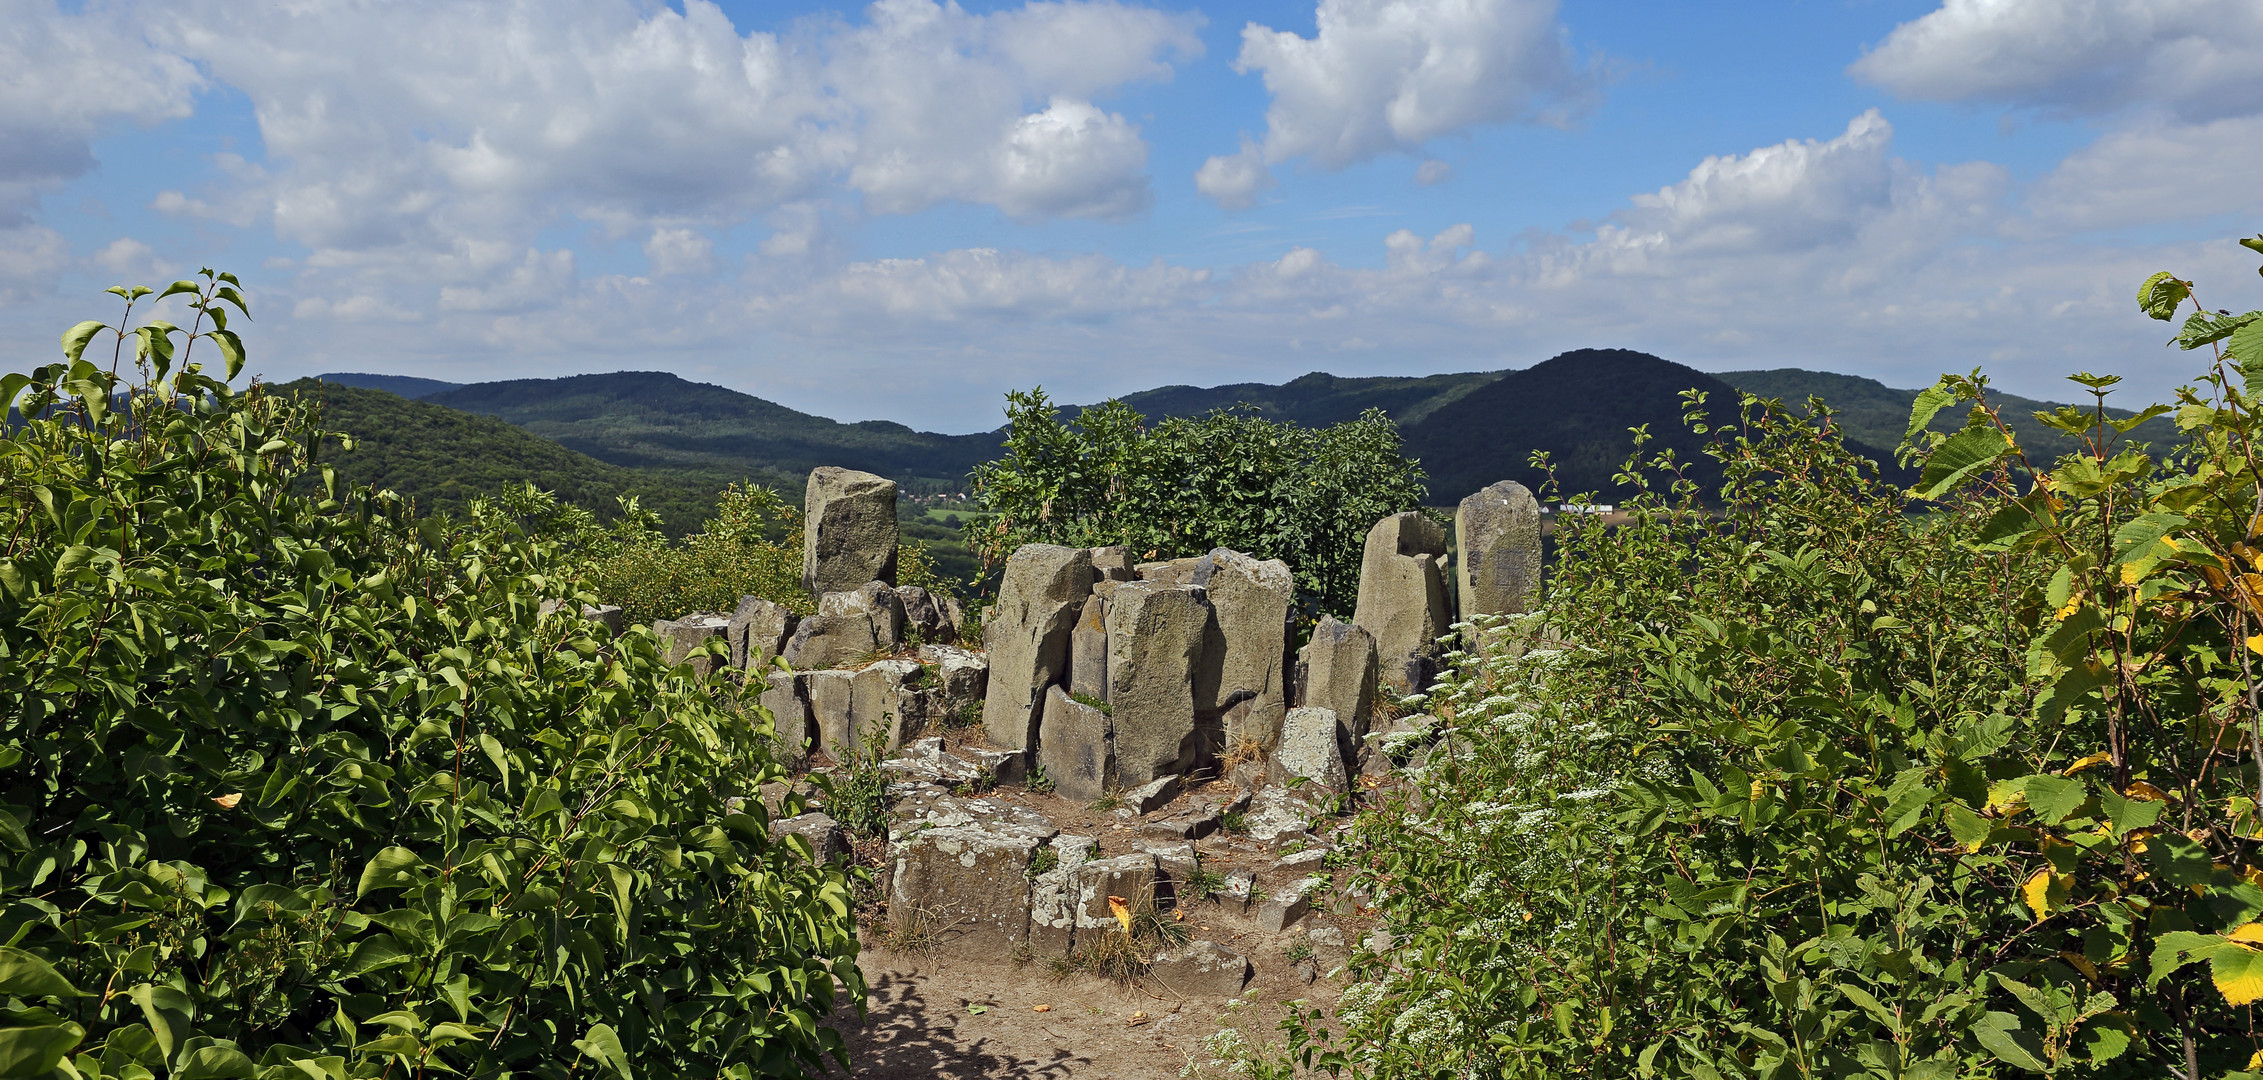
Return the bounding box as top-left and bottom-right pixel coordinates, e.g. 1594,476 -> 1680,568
1142,839 -> 1199,884
1351,512 -> 1451,695
806,669 -> 859,761
1297,616 -> 1377,750
1244,786 -> 1321,845
1134,556 -> 1208,586
1088,546 -> 1134,581
654,613 -> 731,678
1256,876 -> 1326,933
1139,800 -> 1221,840
886,814 -> 1055,955
981,545 -> 1099,752
1066,582 -> 1114,702
938,594 -> 967,640
1271,707 -> 1348,791
760,672 -> 813,767
967,747 -> 1026,787
729,596 -> 798,671
1150,941 -> 1251,997
1457,482 -> 1542,622
1200,548 -> 1294,750
1072,852 -> 1159,936
896,585 -> 959,644
1106,581 -> 1211,788
1124,774 -> 1181,815
541,600 -> 626,636
1037,686 -> 1114,804
781,613 -> 877,671
1307,926 -> 1346,952
1358,714 -> 1427,777
1272,847 -> 1329,872
850,658 -> 930,756
881,742 -> 982,786
804,467 -> 898,595
1220,870 -> 1255,911
770,812 -> 849,864
1029,835 -> 1098,953
821,582 -> 906,652
917,644 -> 989,722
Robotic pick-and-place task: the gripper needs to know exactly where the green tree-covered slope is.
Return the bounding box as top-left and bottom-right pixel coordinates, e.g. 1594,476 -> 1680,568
284,378 -> 736,533
1722,367 -> 2183,454
1097,369 -> 1504,427
422,371 -> 1005,492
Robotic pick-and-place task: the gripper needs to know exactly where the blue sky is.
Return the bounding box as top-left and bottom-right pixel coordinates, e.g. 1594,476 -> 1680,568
4,0 -> 2260,431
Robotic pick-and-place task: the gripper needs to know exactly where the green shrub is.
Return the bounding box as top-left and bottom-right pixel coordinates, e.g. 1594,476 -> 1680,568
0,277 -> 861,1079
1301,237 -> 2263,1078
966,390 -> 1429,615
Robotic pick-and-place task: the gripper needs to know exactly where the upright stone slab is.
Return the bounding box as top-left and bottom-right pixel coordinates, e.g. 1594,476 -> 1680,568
917,643 -> 989,721
887,820 -> 1051,956
1067,581 -> 1116,701
1455,480 -> 1543,622
1038,686 -> 1114,804
1105,581 -> 1210,788
1352,512 -> 1451,695
850,659 -> 930,756
821,582 -> 906,652
1298,615 -> 1378,746
781,613 -> 876,671
729,596 -> 797,671
981,545 -> 1098,753
1201,548 -> 1294,750
1271,707 -> 1348,791
654,614 -> 731,678
759,671 -> 813,767
896,586 -> 955,644
1088,546 -> 1134,582
806,670 -> 859,761
1134,556 -> 1208,586
803,467 -> 898,595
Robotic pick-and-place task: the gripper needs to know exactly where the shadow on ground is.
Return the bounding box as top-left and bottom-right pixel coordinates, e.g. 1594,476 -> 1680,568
828,964 -> 1091,1079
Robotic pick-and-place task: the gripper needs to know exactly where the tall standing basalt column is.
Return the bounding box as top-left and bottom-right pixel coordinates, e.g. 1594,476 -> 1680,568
1455,480 -> 1542,623
803,467 -> 898,596
1351,512 -> 1450,695
981,545 -> 1099,753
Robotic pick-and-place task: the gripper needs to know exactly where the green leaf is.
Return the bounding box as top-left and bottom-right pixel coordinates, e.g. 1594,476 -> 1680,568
2229,320 -> 2263,396
129,983 -> 195,1063
209,329 -> 245,381
0,948 -> 82,999
2137,271 -> 2190,321
1970,1010 -> 2048,1070
2097,790 -> 2162,838
60,321 -> 109,363
0,1021 -> 84,1079
1943,802 -> 1992,849
2149,833 -> 2213,887
356,847 -> 426,897
1904,383 -> 1956,445
2021,774 -> 2087,824
572,1023 -> 633,1080
156,280 -> 202,302
175,1043 -> 256,1079
1913,423 -> 2009,500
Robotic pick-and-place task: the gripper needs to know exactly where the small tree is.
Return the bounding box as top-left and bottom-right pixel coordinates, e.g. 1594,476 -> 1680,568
966,389 -> 1430,615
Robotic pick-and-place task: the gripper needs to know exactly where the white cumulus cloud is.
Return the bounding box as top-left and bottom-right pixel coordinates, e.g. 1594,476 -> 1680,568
1202,0 -> 1591,202
0,0 -> 203,224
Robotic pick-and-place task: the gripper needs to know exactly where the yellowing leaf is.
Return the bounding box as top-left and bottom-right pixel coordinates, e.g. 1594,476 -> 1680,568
2056,594 -> 2085,621
211,792 -> 242,809
2059,951 -> 2101,982
2248,634 -> 2263,655
2064,752 -> 2111,776
2124,781 -> 2170,802
2212,944 -> 2263,1006
1107,895 -> 1132,935
2022,869 -> 2070,921
2228,924 -> 2263,946
2120,562 -> 2143,586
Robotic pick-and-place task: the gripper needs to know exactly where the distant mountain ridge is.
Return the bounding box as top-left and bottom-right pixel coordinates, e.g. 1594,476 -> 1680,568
305,357 -> 2181,515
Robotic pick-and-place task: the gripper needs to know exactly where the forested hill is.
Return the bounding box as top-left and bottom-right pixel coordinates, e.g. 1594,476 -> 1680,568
1721,367 -> 2182,460
1098,369 -> 1503,427
420,371 -> 1005,492
285,379 -> 729,531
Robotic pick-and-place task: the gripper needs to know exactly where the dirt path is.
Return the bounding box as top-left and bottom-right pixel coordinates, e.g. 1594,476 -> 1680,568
831,946 -> 1340,1079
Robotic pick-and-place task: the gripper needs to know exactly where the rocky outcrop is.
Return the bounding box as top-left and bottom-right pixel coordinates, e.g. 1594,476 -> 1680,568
1271,707 -> 1348,791
849,658 -> 930,756
1200,549 -> 1293,751
1105,581 -> 1210,788
770,812 -> 849,864
821,582 -> 907,652
1297,616 -> 1377,756
807,669 -> 859,761
654,613 -> 731,678
730,595 -> 797,671
1351,512 -> 1451,695
982,545 -> 1098,753
1150,941 -> 1252,996
1455,480 -> 1542,623
886,799 -> 1058,955
541,600 -> 625,636
782,613 -> 878,671
760,671 -> 813,767
1038,686 -> 1113,804
804,467 -> 898,595
1067,582 -> 1113,702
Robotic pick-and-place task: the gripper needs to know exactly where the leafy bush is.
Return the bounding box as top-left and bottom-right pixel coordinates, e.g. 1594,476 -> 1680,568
0,277 -> 862,1079
966,390 -> 1430,615
1301,238 -> 2263,1078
